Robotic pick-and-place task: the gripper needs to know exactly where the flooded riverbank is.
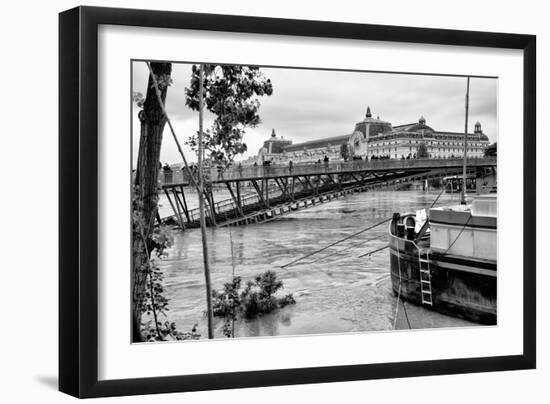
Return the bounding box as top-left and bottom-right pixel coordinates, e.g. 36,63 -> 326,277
155,189 -> 475,339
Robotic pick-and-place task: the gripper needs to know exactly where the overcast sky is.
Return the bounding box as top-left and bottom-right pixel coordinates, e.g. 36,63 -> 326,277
132,62 -> 497,167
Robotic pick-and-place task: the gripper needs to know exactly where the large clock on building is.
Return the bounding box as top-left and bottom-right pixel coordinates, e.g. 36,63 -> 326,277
348,131 -> 364,157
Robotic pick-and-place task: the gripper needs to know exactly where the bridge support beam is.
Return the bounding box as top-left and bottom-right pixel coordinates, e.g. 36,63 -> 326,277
274,177 -> 293,201
302,176 -> 315,194
251,179 -> 269,209
225,182 -> 244,217
349,172 -> 361,183
204,187 -> 217,226
315,176 -> 320,195
236,181 -> 242,210
181,187 -> 191,221
175,187 -> 191,222
264,179 -> 270,207
164,189 -> 185,229
172,189 -> 187,229
324,174 -> 336,185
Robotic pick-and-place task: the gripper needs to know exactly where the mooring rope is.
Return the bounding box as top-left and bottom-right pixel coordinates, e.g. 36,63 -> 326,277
429,185 -> 447,209
302,235 -> 382,266
228,225 -> 236,278
358,245 -> 389,258
355,188 -> 450,259
282,187 -> 448,269
401,297 -> 412,329
393,245 -> 402,330
390,187 -> 457,330
280,217 -> 391,269
443,213 -> 472,254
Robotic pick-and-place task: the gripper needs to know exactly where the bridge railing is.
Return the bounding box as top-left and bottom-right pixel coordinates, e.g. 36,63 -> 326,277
159,156 -> 495,186
158,157 -> 496,223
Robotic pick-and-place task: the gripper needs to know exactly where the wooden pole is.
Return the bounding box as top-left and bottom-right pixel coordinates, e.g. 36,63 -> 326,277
461,76 -> 470,205
198,64 -> 214,339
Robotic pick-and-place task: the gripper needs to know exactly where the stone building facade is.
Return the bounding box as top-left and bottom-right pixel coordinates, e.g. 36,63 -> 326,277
248,107 -> 490,165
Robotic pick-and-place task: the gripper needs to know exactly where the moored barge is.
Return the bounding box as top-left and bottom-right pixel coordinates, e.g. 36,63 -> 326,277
389,195 -> 497,325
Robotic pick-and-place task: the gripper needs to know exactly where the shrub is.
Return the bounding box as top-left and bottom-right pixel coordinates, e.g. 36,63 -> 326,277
212,270 -> 296,336
212,276 -> 242,317
141,321 -> 200,342
278,293 -> 296,308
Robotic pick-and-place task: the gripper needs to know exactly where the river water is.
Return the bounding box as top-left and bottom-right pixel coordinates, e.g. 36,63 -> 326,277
155,189 -> 474,340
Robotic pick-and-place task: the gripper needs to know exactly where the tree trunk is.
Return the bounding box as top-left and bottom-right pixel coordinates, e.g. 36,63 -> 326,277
132,62 -> 172,342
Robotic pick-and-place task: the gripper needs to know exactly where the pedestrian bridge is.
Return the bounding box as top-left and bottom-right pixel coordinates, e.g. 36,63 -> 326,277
159,157 -> 497,229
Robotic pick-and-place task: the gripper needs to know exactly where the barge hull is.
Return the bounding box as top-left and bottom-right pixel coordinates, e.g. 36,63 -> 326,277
389,245 -> 496,325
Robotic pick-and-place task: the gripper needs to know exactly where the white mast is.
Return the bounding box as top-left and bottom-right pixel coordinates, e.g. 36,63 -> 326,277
461,77 -> 470,205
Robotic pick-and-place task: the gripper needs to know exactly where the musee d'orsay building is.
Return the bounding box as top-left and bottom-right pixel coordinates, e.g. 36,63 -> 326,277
248,107 -> 490,165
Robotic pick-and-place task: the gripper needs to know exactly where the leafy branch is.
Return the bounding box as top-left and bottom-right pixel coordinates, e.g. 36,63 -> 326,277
185,64 -> 273,165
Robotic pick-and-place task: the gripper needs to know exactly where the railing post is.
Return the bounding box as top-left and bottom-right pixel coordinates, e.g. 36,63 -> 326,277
264,178 -> 270,207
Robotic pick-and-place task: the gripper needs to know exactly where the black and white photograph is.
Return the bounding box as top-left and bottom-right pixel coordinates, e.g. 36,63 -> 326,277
1,0 -> 545,401
131,61 -> 498,342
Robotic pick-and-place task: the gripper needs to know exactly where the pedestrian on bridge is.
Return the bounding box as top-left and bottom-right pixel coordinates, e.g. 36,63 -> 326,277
216,164 -> 225,180
162,163 -> 173,184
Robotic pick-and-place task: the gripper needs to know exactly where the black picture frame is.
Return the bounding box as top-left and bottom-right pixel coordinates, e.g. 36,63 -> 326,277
59,6 -> 536,398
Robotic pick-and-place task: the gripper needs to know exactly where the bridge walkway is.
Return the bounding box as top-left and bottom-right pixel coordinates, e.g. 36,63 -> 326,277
160,164 -> 484,228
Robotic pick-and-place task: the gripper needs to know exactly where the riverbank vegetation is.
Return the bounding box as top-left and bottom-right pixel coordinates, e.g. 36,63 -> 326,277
132,63 -> 173,342
133,197 -> 201,342
132,61 -> 274,341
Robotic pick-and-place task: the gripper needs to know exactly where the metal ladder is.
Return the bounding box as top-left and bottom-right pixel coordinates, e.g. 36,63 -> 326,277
418,249 -> 433,306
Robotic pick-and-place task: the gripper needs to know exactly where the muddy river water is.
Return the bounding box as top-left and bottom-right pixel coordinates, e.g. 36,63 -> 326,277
155,189 -> 474,339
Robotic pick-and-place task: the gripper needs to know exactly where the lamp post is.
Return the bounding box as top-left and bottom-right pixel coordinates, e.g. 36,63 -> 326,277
461,77 -> 470,205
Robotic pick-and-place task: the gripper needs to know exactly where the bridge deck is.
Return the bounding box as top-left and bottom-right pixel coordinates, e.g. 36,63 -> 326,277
160,157 -> 497,187
156,157 -> 495,229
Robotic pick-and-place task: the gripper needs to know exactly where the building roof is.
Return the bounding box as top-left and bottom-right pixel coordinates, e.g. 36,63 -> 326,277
393,123 -> 417,130
435,131 -> 489,140
405,123 -> 435,132
393,116 -> 435,133
283,134 -> 351,152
